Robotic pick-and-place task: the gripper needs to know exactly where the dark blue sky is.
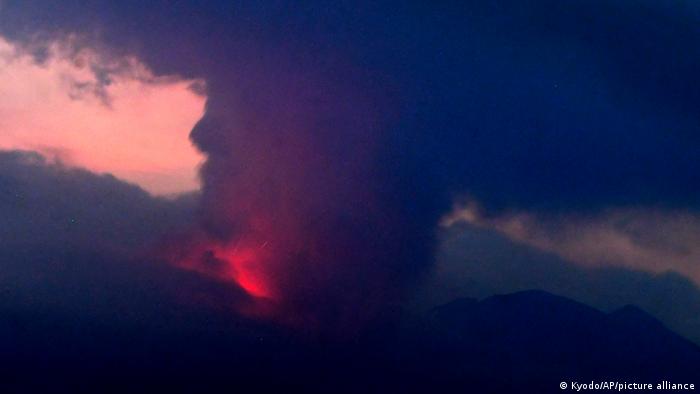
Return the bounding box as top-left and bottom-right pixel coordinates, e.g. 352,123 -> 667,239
2,0 -> 699,213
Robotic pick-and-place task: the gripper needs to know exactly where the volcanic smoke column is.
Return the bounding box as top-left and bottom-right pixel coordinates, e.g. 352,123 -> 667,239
179,55 -> 444,331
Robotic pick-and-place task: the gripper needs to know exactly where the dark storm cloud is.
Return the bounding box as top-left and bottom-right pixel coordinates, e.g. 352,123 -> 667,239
3,0 -> 700,210
3,1 -> 700,326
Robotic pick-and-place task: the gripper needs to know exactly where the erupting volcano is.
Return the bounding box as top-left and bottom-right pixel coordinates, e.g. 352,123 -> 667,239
185,239 -> 273,299
158,56 -> 447,331
164,230 -> 282,319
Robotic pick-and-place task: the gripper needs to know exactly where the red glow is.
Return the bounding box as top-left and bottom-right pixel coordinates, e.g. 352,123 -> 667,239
216,243 -> 272,299
166,233 -> 279,318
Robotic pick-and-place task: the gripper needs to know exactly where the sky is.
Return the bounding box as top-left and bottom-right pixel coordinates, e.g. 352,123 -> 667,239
0,35 -> 205,195
1,0 -> 700,341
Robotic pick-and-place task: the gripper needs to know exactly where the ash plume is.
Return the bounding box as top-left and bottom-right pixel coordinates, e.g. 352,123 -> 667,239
181,55 -> 448,330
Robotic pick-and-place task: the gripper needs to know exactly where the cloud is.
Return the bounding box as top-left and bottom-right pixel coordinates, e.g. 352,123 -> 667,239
443,201 -> 700,285
2,2 -> 700,207
0,35 -> 205,196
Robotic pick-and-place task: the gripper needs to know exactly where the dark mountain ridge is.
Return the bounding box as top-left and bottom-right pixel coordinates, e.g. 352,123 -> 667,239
2,289 -> 698,393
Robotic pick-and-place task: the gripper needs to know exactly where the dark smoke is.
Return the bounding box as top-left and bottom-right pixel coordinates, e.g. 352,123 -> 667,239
184,54 -> 446,330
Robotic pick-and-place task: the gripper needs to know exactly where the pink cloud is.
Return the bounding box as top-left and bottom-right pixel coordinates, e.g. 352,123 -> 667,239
0,36 -> 206,195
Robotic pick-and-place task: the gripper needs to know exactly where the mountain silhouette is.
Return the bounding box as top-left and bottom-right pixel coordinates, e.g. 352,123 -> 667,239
414,290 -> 700,392
1,290 -> 698,393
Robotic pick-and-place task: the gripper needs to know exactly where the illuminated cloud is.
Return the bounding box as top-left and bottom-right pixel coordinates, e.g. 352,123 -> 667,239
0,36 -> 206,195
443,202 -> 700,285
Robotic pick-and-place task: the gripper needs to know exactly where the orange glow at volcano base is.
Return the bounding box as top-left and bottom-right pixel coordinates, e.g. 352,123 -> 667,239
168,235 -> 280,318
215,244 -> 272,299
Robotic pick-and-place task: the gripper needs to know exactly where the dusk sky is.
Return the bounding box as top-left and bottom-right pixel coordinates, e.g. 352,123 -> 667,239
1,1 -> 700,392
0,36 -> 205,195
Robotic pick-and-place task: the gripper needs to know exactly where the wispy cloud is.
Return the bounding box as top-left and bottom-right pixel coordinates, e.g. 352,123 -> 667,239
444,201 -> 700,284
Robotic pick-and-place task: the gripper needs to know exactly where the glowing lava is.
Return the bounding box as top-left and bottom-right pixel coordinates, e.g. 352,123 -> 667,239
214,242 -> 272,299
165,233 -> 278,317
